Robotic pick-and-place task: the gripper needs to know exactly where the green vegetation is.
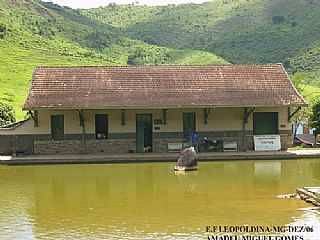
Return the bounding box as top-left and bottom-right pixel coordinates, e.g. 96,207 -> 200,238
0,0 -> 226,119
0,102 -> 15,127
84,0 -> 320,87
83,0 -> 320,64
1,0 -> 320,120
311,99 -> 320,137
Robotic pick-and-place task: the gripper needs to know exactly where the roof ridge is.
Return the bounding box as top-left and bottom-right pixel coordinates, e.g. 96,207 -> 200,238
35,64 -> 282,69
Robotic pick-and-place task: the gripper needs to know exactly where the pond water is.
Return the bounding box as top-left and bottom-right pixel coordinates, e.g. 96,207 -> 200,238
0,159 -> 320,240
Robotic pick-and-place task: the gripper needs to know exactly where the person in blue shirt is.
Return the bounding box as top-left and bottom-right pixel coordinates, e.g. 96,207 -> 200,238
191,131 -> 199,152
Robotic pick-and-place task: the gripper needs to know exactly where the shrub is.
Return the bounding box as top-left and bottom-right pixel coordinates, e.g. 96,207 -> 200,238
311,99 -> 320,137
0,23 -> 7,39
0,102 -> 16,127
272,16 -> 285,24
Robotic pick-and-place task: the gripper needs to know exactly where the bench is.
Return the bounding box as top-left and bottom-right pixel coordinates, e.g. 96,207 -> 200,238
223,141 -> 238,152
167,143 -> 185,152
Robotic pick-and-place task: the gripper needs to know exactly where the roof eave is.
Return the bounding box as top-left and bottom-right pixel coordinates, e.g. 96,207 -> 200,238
23,103 -> 307,111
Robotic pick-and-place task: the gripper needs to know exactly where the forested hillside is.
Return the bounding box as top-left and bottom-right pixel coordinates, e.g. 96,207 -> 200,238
0,0 -> 225,119
1,0 -> 320,119
83,0 -> 320,86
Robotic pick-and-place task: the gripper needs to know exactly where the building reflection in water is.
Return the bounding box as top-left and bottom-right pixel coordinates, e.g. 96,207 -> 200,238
0,159 -> 319,239
254,161 -> 281,181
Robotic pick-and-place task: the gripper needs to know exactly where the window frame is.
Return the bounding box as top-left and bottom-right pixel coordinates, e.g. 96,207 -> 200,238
95,114 -> 109,140
51,114 -> 64,141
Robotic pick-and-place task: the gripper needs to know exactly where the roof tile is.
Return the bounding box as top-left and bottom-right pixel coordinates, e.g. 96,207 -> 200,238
24,64 -> 306,109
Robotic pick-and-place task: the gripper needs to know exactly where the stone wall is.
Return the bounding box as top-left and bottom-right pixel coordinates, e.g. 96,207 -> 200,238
0,135 -> 34,155
34,140 -> 82,154
86,139 -> 136,154
34,138 -> 136,155
153,138 -> 184,152
1,131 -> 293,155
0,135 -> 14,155
280,134 -> 293,150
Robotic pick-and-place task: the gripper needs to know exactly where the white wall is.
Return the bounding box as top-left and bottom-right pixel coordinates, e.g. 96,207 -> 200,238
0,107 -> 290,135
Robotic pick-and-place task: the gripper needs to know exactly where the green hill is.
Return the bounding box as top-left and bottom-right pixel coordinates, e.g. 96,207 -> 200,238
83,0 -> 320,64
0,0 -> 226,119
1,0 -> 320,119
83,0 -> 320,86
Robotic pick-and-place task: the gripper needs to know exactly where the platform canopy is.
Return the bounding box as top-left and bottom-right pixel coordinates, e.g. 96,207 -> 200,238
24,64 -> 306,110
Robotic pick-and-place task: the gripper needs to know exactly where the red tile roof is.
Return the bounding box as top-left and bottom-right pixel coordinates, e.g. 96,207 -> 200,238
24,64 -> 306,110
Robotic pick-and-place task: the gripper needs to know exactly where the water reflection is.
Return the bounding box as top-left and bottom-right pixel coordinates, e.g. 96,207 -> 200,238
0,159 -> 319,239
254,161 -> 281,180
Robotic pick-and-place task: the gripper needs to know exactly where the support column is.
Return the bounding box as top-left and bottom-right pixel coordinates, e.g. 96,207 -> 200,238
29,110 -> 39,127
121,109 -> 126,126
242,107 -> 255,152
78,110 -> 87,154
162,109 -> 167,125
204,108 -> 209,125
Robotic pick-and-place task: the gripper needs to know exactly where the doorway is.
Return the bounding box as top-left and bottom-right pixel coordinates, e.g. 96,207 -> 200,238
136,114 -> 153,153
183,112 -> 196,141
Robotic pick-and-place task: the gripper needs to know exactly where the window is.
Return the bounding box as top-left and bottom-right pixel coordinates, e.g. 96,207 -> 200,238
95,114 -> 108,139
51,115 -> 64,140
253,112 -> 279,135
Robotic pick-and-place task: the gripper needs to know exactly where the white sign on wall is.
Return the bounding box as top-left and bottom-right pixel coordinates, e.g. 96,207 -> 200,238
253,135 -> 281,151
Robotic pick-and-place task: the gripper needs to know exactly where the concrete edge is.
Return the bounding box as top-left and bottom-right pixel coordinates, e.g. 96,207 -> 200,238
1,153 -> 319,166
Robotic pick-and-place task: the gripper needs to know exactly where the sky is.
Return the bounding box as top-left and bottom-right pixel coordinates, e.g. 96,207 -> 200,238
43,0 -> 209,9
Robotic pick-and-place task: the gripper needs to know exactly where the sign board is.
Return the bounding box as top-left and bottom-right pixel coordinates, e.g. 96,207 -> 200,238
253,135 -> 281,151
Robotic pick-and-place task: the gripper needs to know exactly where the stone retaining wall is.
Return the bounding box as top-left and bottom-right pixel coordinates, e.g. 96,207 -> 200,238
2,131 -> 293,155
153,138 -> 183,152
280,134 -> 293,150
34,139 -> 136,154
0,135 -> 34,155
34,140 -> 82,154
86,139 -> 136,154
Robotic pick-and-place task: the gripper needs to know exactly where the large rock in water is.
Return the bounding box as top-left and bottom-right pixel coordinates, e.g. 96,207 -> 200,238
175,147 -> 198,171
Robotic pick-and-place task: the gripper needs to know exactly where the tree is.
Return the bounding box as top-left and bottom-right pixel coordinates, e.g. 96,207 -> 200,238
0,23 -> 7,39
291,106 -> 311,141
0,102 -> 16,127
272,16 -> 285,24
291,74 -> 309,140
310,99 -> 320,143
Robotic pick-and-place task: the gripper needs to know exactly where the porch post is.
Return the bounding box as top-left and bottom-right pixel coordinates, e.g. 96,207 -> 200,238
121,109 -> 126,126
241,108 -> 247,152
204,108 -> 208,125
242,107 -> 255,152
162,109 -> 167,125
78,110 -> 87,154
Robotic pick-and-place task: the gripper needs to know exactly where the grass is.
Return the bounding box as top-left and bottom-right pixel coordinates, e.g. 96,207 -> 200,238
300,85 -> 320,104
0,0 -> 228,120
0,40 -> 116,119
1,0 -> 320,120
83,0 -> 320,65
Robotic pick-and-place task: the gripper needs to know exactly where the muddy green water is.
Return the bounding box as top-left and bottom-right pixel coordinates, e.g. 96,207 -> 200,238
0,159 -> 320,240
